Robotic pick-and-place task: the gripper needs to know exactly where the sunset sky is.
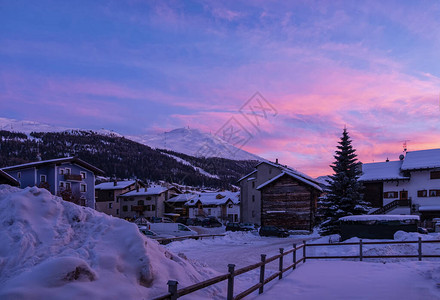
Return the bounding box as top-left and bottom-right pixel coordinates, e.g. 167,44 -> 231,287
1,1 -> 440,177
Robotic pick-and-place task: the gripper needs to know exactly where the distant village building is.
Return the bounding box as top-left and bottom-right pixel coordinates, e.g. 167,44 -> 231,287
118,185 -> 181,220
95,180 -> 142,217
359,148 -> 440,222
239,160 -> 322,230
165,193 -> 198,218
2,157 -> 104,208
185,191 -> 240,222
0,169 -> 19,186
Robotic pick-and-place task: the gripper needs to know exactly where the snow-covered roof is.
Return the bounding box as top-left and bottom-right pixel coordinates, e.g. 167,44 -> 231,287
418,206 -> 440,212
120,185 -> 169,197
185,191 -> 239,206
0,169 -> 20,186
401,148 -> 440,170
166,193 -> 198,203
339,215 -> 420,222
95,180 -> 137,190
256,161 -> 319,184
237,170 -> 257,182
358,160 -> 409,182
1,156 -> 104,175
256,171 -> 323,192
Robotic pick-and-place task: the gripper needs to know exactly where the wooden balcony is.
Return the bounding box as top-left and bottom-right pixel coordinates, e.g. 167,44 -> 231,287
64,174 -> 83,181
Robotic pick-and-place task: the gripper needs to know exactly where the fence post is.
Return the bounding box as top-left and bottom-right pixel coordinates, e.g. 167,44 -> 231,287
227,264 -> 235,300
303,240 -> 307,263
418,237 -> 422,261
293,243 -> 297,270
259,254 -> 266,294
360,239 -> 363,262
167,280 -> 178,300
279,248 -> 284,279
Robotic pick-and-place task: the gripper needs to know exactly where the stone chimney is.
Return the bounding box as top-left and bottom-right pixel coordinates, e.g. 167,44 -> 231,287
275,158 -> 279,164
113,179 -> 117,186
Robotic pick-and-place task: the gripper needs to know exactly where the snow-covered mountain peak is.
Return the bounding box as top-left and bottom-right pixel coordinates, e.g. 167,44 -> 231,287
129,127 -> 262,161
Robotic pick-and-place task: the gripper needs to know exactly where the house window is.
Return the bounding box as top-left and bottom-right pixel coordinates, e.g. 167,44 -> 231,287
80,172 -> 86,179
151,204 -> 156,211
66,182 -> 71,190
383,191 -> 398,198
417,190 -> 428,197
137,200 -> 144,206
431,171 -> 440,179
116,209 -> 119,215
17,172 -> 21,179
40,175 -> 47,183
109,203 -> 113,209
65,168 -> 71,175
80,184 -> 87,193
208,209 -> 211,214
252,181 -> 255,188
59,169 -> 64,175
429,190 -> 440,197
122,205 -> 128,212
252,195 -> 255,202
59,181 -> 65,188
146,196 -> 152,200
228,204 -> 233,208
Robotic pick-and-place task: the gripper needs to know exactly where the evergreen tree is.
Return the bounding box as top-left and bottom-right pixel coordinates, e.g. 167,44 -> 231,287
319,128 -> 370,235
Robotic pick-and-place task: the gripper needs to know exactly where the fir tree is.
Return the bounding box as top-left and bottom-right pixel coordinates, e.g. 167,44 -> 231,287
319,128 -> 370,235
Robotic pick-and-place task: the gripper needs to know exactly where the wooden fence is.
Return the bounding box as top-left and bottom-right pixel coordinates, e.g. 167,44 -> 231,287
153,238 -> 440,300
153,242 -> 305,300
155,234 -> 225,245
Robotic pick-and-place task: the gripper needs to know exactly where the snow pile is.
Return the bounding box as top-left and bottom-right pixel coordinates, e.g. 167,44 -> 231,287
0,185 -> 212,300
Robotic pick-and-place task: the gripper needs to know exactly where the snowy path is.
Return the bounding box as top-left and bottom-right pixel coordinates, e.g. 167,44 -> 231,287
166,233 -> 313,273
252,260 -> 440,300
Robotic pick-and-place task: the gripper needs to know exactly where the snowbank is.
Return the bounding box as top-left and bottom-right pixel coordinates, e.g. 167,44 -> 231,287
0,185 -> 211,300
339,214 -> 420,222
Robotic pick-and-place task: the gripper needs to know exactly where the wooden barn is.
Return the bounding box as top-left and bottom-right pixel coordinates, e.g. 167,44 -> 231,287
257,171 -> 322,231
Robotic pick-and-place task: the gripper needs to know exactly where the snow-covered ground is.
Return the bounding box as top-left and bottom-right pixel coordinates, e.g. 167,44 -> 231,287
164,230 -> 440,299
255,260 -> 440,300
0,185 -> 216,300
2,184 -> 440,299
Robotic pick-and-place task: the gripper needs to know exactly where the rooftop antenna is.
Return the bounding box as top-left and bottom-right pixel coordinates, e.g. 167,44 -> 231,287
402,140 -> 410,153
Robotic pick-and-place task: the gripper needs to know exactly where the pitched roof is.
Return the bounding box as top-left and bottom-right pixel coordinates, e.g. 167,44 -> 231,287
358,160 -> 409,182
256,171 -> 322,192
166,193 -> 198,203
0,169 -> 20,186
256,161 -> 320,185
1,157 -> 104,175
237,170 -> 257,182
120,185 -> 168,197
185,191 -> 239,206
95,180 -> 137,190
401,148 -> 440,170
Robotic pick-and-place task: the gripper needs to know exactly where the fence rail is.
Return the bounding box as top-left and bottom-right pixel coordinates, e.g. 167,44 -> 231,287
155,233 -> 226,245
153,238 -> 440,300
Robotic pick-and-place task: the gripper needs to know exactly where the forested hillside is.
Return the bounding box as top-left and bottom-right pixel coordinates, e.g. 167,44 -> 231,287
0,130 -> 257,189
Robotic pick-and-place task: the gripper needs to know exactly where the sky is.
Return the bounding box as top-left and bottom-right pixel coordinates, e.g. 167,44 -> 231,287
1,0 -> 440,177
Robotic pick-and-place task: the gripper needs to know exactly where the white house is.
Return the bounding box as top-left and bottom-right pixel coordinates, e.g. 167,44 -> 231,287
118,184 -> 180,220
359,148 -> 440,221
185,191 -> 240,222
